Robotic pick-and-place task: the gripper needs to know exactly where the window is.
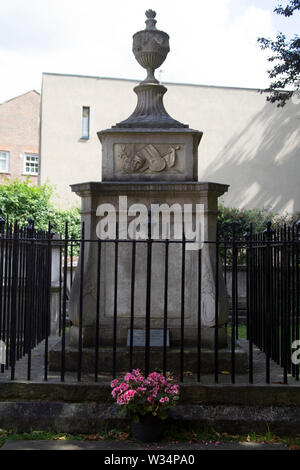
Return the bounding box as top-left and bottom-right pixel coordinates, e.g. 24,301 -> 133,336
0,151 -> 9,173
81,106 -> 90,139
24,154 -> 39,175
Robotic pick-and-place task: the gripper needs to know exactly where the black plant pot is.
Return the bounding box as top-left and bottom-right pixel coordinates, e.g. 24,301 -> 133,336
131,414 -> 164,443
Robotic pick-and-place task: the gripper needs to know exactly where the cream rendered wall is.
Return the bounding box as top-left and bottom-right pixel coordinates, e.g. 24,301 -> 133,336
165,83 -> 300,213
40,73 -> 300,212
40,74 -> 138,207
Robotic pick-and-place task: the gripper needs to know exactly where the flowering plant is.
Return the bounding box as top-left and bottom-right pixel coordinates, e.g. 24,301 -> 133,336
111,369 -> 180,422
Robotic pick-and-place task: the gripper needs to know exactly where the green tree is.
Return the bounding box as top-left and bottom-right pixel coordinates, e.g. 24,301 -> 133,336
0,179 -> 80,238
258,0 -> 300,106
217,203 -> 275,240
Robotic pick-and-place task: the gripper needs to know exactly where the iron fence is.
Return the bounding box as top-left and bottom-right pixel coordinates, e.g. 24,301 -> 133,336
0,215 -> 52,380
0,215 -> 299,385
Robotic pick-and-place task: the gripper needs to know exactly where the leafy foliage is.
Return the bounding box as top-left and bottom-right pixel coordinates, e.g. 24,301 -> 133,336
217,203 -> 300,264
0,179 -> 80,238
0,179 -> 53,228
218,203 -> 300,240
275,0 -> 300,16
217,203 -> 275,240
48,206 -> 81,240
257,0 -> 300,106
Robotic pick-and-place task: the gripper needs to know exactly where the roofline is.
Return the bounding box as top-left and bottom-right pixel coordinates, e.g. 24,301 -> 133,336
42,72 -> 266,93
0,90 -> 40,106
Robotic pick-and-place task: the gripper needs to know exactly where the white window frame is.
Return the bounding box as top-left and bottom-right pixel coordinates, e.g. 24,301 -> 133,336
0,151 -> 10,173
81,106 -> 90,139
24,153 -> 39,176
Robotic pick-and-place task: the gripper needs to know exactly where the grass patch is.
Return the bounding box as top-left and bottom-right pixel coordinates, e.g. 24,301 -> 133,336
227,324 -> 247,340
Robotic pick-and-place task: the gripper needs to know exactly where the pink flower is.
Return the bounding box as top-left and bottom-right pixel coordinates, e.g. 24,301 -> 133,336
165,384 -> 179,395
112,386 -> 121,398
147,372 -> 166,386
119,382 -> 129,391
124,373 -> 136,382
117,389 -> 137,405
124,389 -> 136,400
111,371 -> 178,414
159,397 -> 169,404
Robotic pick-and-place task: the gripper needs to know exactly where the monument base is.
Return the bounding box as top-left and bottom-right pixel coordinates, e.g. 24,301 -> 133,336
69,325 -> 228,349
69,181 -> 230,351
49,336 -> 248,375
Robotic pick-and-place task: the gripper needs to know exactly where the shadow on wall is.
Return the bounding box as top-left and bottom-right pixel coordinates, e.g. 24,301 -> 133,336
200,97 -> 300,213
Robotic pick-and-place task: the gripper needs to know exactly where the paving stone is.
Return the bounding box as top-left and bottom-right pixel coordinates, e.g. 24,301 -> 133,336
0,336 -> 298,386
0,440 -> 289,451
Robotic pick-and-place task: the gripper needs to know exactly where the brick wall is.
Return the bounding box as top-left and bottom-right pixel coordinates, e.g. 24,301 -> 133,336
0,91 -> 40,184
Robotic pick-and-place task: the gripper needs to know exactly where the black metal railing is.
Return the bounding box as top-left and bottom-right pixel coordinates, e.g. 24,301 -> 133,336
0,215 -> 299,385
0,216 -> 52,380
245,222 -> 300,384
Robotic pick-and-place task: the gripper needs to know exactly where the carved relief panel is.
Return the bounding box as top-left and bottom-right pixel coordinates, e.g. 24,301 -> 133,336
114,143 -> 185,175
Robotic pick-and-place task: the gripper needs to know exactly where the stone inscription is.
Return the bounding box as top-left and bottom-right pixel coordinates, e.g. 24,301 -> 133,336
127,329 -> 170,347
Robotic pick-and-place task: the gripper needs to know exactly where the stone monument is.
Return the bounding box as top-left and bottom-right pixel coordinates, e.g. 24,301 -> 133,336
52,10 -> 245,373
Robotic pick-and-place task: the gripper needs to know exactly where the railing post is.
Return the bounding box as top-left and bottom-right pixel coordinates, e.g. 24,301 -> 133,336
214,222 -> 219,384
0,211 -> 5,373
49,233 -> 62,336
145,211 -> 152,377
263,221 -> 273,384
282,225 -> 288,383
94,236 -> 102,382
112,221 -> 118,379
180,225 -> 186,383
44,223 -> 54,381
10,221 -> 19,380
61,222 -> 68,382
245,225 -> 253,383
295,221 -> 300,381
231,221 -> 239,384
25,218 -> 35,381
77,221 -> 85,382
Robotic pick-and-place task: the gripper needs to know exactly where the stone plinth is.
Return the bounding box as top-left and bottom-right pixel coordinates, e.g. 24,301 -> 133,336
49,340 -> 248,375
68,181 -> 229,350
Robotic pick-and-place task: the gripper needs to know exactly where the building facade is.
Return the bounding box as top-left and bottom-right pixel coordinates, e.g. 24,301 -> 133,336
40,73 -> 300,212
0,90 -> 40,185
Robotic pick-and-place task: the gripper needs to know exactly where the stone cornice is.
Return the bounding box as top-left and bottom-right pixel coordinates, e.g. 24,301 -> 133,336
70,181 -> 229,198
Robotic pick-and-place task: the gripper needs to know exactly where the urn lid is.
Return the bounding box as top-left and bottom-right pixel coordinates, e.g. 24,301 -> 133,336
133,9 -> 169,37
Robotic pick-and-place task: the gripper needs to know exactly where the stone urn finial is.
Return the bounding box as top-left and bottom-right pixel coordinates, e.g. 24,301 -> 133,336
115,10 -> 187,128
132,10 -> 170,84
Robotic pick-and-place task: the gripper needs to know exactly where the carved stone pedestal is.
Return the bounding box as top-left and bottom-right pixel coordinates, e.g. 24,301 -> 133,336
68,181 -> 229,351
